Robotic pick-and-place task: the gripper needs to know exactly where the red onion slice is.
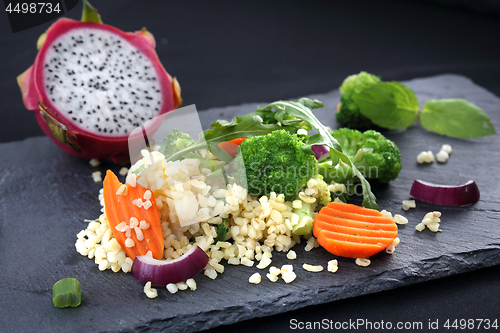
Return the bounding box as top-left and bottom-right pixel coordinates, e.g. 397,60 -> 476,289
410,179 -> 480,206
311,145 -> 330,161
131,245 -> 209,286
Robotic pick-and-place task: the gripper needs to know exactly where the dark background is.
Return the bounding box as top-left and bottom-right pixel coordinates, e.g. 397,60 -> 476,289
1,0 -> 499,332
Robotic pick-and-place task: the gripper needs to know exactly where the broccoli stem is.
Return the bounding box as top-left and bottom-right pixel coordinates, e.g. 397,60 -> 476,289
318,147 -> 372,185
198,157 -> 226,172
318,160 -> 354,185
292,201 -> 317,235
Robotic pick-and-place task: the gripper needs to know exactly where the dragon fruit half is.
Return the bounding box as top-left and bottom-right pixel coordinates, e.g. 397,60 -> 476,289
17,1 -> 182,162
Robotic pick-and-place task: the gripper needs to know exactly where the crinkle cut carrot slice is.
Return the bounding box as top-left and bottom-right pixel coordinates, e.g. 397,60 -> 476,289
313,201 -> 398,259
103,170 -> 164,260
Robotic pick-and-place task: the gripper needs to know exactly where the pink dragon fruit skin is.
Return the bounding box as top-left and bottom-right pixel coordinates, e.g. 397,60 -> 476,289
18,18 -> 182,163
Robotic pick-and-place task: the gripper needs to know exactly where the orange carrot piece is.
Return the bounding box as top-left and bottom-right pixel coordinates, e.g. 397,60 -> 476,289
217,138 -> 247,157
103,170 -> 164,260
313,202 -> 398,259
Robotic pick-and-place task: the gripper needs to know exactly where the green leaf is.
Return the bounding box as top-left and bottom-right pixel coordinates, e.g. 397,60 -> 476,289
256,99 -> 378,209
81,0 -> 103,24
353,82 -> 419,130
212,219 -> 229,244
165,115 -> 292,162
420,99 -> 496,138
294,98 -> 325,109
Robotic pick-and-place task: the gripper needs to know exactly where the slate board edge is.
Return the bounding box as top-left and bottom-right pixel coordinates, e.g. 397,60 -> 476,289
118,248 -> 500,333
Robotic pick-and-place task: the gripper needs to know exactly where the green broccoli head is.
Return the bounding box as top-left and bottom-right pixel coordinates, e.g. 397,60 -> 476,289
318,128 -> 401,185
336,71 -> 381,130
159,128 -> 195,157
235,129 -> 318,201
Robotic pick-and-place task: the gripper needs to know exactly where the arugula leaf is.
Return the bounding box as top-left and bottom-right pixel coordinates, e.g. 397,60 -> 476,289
164,115 -> 294,162
353,82 -> 419,130
420,99 -> 496,138
256,99 -> 378,209
212,219 -> 229,244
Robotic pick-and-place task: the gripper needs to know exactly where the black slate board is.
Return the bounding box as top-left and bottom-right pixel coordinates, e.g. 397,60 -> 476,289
1,74 -> 499,333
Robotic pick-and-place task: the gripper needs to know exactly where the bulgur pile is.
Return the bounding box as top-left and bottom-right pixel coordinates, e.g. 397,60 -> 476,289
76,149 -> 322,281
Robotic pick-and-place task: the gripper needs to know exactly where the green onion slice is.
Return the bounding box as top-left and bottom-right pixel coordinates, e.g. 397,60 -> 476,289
52,278 -> 82,308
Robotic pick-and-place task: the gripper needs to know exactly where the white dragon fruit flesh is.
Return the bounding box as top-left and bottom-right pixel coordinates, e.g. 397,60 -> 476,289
18,16 -> 182,163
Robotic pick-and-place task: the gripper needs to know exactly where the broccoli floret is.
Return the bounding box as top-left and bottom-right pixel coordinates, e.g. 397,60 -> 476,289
159,129 -> 225,171
336,71 -> 381,130
318,128 -> 402,186
160,129 -> 195,156
235,129 -> 318,201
